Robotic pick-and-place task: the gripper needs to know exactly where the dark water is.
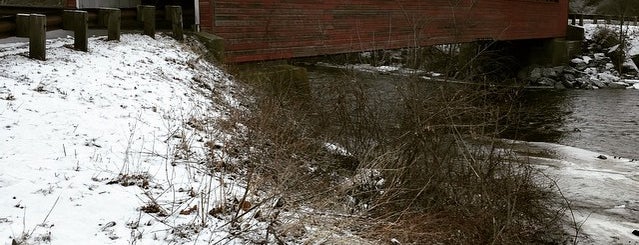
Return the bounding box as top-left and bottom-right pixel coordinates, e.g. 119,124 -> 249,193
512,89 -> 639,159
306,66 -> 639,159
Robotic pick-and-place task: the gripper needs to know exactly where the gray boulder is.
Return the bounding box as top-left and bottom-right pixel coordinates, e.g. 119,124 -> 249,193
542,68 -> 558,78
591,79 -> 607,88
530,67 -> 542,80
536,77 -> 556,86
608,81 -> 630,89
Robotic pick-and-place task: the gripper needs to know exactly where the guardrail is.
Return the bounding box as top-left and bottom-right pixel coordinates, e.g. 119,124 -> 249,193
568,13 -> 639,26
0,5 -> 184,60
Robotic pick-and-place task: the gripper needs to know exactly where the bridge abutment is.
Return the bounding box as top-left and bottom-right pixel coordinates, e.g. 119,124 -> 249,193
234,62 -> 310,98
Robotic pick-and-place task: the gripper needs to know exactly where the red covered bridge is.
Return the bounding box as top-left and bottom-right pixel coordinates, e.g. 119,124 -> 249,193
197,0 -> 569,63
3,0 -> 569,63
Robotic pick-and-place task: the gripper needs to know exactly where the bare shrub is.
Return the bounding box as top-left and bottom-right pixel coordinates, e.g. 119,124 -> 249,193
314,76 -> 566,244
228,64 -> 566,244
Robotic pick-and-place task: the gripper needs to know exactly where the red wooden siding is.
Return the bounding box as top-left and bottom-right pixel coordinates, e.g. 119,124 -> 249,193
199,0 -> 214,31
203,0 -> 569,63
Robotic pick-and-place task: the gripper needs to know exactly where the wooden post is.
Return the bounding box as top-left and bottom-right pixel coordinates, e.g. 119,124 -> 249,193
62,10 -> 74,30
65,10 -> 89,52
579,14 -> 584,26
140,5 -> 155,38
166,6 -> 183,40
593,15 -> 598,24
100,8 -> 121,41
606,16 -> 612,24
16,14 -> 30,38
571,15 -> 576,25
29,14 -> 46,60
634,16 -> 638,26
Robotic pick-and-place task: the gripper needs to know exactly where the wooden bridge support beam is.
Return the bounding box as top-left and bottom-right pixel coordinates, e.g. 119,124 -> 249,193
593,16 -> 598,24
166,6 -> 184,41
29,14 -> 46,60
99,8 -> 121,41
571,15 -> 576,25
579,15 -> 584,26
138,5 -> 155,38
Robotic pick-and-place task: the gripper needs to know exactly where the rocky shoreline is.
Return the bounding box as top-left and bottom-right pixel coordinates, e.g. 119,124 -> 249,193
523,25 -> 639,90
521,54 -> 639,90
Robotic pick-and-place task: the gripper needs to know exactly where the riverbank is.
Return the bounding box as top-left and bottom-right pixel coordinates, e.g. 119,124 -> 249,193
0,34 -> 372,244
303,64 -> 639,244
2,31 -> 637,244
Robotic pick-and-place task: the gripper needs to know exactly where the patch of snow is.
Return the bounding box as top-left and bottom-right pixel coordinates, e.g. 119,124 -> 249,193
571,58 -> 585,64
582,56 -> 593,64
519,141 -> 639,245
622,79 -> 639,85
608,44 -> 620,53
597,72 -> 620,83
377,65 -> 400,73
324,142 -> 351,156
359,51 -> 372,59
584,67 -> 598,75
593,53 -> 606,60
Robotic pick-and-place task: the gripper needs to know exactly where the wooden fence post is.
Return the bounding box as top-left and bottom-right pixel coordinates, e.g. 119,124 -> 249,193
73,11 -> 88,51
579,14 -> 584,26
166,6 -> 183,40
139,5 -> 155,38
63,10 -> 88,51
16,14 -> 30,37
100,8 -> 121,41
29,14 -> 46,60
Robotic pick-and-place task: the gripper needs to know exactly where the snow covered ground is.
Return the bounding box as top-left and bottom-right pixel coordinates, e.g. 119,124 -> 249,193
0,34 -> 254,244
583,23 -> 639,57
0,33 -> 374,245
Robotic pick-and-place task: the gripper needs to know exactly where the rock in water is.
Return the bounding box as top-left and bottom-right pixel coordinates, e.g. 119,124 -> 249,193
608,81 -> 629,89
633,230 -> 639,236
536,77 -> 556,86
597,155 -> 607,160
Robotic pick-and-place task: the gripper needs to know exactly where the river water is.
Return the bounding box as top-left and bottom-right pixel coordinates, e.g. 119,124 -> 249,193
306,66 -> 639,159
511,89 -> 639,159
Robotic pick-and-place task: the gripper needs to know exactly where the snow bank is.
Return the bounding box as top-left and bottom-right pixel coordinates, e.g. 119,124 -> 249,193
0,34 -> 244,244
0,34 -> 374,245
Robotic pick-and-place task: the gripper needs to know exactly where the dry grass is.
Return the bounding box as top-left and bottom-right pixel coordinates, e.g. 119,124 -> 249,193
223,59 -> 568,244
